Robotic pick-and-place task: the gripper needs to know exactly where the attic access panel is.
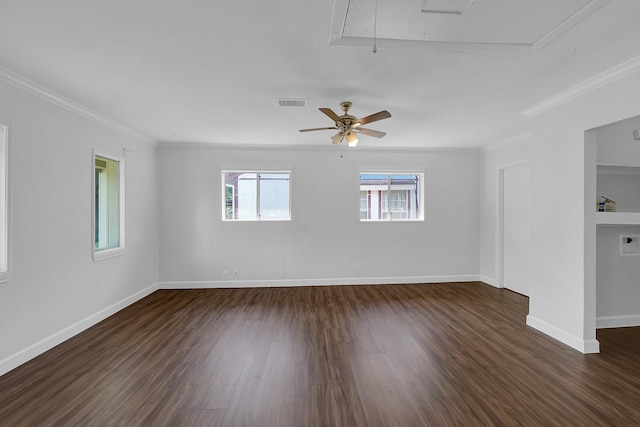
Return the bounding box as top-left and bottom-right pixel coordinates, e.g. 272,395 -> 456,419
421,0 -> 474,14
330,0 -> 609,52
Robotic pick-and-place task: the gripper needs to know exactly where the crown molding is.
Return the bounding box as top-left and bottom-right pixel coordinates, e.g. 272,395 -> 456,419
532,0 -> 609,52
521,54 -> 640,117
158,141 -> 481,154
330,36 -> 533,53
0,65 -> 156,145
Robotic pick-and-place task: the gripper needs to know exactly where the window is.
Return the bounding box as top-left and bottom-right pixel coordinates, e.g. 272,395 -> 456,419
223,171 -> 291,221
93,152 -> 125,260
0,125 -> 8,280
359,173 -> 423,221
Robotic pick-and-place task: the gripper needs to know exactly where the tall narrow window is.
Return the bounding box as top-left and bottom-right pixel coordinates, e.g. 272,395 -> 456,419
223,171 -> 291,221
359,173 -> 424,221
0,125 -> 8,280
93,152 -> 125,260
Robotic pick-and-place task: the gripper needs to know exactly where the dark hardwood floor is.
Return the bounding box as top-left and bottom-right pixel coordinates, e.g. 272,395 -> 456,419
1,282 -> 639,426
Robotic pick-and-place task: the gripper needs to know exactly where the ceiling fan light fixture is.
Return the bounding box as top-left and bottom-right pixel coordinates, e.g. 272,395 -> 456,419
299,101 -> 390,147
346,131 -> 358,147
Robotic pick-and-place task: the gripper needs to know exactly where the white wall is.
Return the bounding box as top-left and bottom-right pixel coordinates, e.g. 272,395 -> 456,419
595,116 -> 640,327
158,145 -> 480,287
596,225 -> 640,325
479,134 -> 531,287
525,65 -> 640,353
0,79 -> 159,375
597,115 -> 640,167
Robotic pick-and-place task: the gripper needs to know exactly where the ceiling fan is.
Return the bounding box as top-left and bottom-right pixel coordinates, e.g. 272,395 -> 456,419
299,101 -> 391,147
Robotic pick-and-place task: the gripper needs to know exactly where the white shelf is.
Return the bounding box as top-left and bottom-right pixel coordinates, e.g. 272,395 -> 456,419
596,212 -> 640,225
597,164 -> 640,175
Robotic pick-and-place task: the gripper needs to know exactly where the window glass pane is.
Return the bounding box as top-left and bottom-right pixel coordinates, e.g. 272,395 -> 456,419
225,184 -> 234,219
359,174 -> 387,185
95,156 -> 120,250
223,171 -> 291,221
259,173 -> 290,220
360,173 -> 423,221
236,173 -> 257,220
381,191 -> 388,219
359,191 -> 368,219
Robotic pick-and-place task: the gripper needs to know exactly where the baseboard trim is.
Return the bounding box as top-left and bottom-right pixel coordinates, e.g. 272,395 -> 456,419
526,315 -> 600,354
158,274 -> 482,289
479,275 -> 499,288
597,314 -> 640,329
0,282 -> 159,377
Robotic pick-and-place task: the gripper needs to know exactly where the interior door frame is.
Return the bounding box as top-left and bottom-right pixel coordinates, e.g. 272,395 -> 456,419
497,160 -> 531,290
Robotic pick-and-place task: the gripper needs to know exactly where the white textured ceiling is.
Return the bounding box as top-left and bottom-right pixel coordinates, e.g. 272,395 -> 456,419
0,0 -> 639,148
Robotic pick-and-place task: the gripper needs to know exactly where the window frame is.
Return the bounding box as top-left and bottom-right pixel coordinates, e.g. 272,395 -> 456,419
92,150 -> 126,261
0,124 -> 10,282
222,170 -> 292,221
358,171 -> 424,222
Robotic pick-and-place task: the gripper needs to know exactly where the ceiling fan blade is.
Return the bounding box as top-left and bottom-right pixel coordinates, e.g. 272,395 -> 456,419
319,108 -> 342,123
358,110 -> 391,126
299,127 -> 338,132
356,127 -> 386,138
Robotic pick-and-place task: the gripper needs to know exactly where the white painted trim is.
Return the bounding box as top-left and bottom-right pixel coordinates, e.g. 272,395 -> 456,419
521,54 -> 640,117
596,164 -> 640,175
158,141 -> 481,154
0,65 -> 155,145
479,275 -> 499,288
596,212 -> 640,225
0,124 -> 10,282
357,171 -> 425,222
92,150 -> 126,261
526,315 -> 600,354
0,282 -> 159,376
532,0 -> 610,52
597,314 -> 640,329
330,36 -> 532,53
497,160 -> 531,291
93,247 -> 127,261
221,170 -> 292,222
157,275 -> 482,289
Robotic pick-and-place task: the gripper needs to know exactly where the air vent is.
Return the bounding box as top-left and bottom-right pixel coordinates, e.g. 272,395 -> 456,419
95,158 -> 107,169
276,98 -> 307,108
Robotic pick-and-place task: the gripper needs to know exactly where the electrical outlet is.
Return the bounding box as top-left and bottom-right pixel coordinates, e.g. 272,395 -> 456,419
281,269 -> 286,278
223,270 -> 228,278
620,234 -> 640,256
233,270 -> 239,278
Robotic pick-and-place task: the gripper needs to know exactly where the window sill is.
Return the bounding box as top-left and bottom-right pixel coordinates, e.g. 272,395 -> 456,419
93,247 -> 126,261
359,219 -> 424,223
223,219 -> 292,222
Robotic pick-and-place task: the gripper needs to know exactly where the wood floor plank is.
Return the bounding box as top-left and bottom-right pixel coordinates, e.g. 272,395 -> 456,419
1,282 -> 640,426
